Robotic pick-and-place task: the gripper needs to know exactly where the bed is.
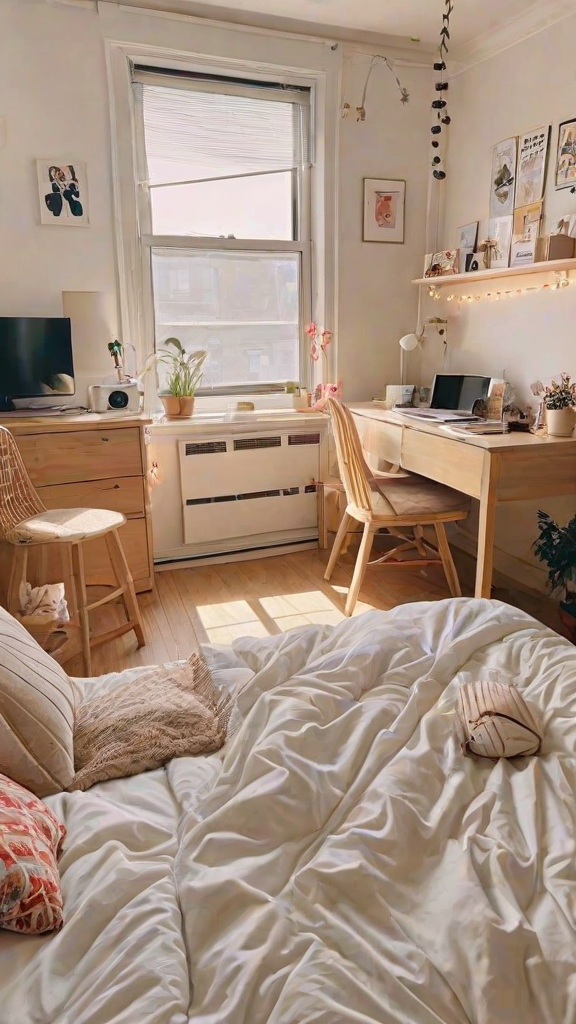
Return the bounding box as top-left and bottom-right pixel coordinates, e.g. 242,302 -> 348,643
0,597 -> 574,1024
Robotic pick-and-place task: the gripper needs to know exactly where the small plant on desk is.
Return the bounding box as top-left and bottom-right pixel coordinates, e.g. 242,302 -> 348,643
157,339 -> 207,419
534,509 -> 576,639
542,373 -> 576,437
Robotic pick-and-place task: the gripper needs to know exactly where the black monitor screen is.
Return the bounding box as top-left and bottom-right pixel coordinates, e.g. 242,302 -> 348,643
0,318 -> 75,398
431,374 -> 491,411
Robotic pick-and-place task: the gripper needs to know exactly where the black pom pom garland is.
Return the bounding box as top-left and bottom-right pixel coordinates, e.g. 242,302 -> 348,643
430,0 -> 455,180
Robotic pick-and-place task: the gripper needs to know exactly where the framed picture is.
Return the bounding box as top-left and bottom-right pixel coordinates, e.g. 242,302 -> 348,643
363,178 -> 405,243
511,201 -> 542,266
555,118 -> 576,189
456,222 -> 479,272
490,137 -> 517,218
424,250 -> 459,277
37,160 -> 89,226
488,215 -> 513,268
515,126 -> 550,207
550,213 -> 576,237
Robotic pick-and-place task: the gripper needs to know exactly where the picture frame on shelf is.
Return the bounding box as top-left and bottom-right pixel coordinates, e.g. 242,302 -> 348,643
555,118 -> 576,190
511,200 -> 543,267
549,213 -> 576,237
488,215 -> 513,268
456,222 -> 479,272
424,250 -> 459,277
490,137 -> 517,218
363,178 -> 405,243
515,126 -> 550,207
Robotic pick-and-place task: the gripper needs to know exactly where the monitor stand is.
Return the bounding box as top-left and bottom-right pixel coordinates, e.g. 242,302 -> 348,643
0,396 -> 15,412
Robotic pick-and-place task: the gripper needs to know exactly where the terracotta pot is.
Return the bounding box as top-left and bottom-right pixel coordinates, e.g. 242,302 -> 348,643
178,396 -> 195,417
159,395 -> 181,417
546,406 -> 575,437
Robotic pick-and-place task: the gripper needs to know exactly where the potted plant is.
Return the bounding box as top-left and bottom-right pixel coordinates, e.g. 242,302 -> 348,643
543,373 -> 576,436
534,509 -> 576,639
157,339 -> 207,418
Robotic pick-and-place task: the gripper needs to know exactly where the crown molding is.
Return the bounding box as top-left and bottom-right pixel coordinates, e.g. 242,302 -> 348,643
452,0 -> 576,71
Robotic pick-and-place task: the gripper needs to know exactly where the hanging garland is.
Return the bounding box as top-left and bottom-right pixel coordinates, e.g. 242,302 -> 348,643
430,0 -> 454,180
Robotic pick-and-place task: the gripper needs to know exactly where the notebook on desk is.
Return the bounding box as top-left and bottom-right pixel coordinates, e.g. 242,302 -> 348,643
400,373 -> 492,422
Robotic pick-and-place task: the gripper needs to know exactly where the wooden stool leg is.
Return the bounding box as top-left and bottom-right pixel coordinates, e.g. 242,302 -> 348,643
7,547 -> 28,617
61,544 -> 78,622
105,529 -> 145,648
71,542 -> 92,676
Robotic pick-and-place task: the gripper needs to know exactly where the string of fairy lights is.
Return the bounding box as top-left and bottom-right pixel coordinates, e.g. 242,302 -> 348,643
427,273 -> 573,304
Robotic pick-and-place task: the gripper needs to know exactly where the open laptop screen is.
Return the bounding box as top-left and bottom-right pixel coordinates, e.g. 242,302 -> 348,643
431,374 -> 491,412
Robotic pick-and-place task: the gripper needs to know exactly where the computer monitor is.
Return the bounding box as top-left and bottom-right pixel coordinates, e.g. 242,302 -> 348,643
0,317 -> 75,411
430,373 -> 491,413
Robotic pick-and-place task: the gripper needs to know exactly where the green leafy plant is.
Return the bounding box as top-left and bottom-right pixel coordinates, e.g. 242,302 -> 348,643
542,373 -> 576,410
157,338 -> 207,397
534,509 -> 576,609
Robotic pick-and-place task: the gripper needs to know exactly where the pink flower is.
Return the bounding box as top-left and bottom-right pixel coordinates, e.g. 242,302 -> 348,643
305,322 -> 319,340
320,330 -> 333,351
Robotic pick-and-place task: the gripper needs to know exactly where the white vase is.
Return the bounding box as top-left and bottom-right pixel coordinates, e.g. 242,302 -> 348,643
546,406 -> 576,437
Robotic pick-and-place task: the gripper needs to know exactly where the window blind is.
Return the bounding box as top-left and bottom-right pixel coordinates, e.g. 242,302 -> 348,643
133,71 -> 310,188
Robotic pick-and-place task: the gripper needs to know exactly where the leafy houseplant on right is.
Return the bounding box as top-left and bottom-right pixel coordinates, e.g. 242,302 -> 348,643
157,339 -> 207,419
543,373 -> 576,436
534,509 -> 576,639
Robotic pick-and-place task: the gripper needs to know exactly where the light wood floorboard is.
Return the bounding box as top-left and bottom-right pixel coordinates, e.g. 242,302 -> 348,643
66,543 -> 566,677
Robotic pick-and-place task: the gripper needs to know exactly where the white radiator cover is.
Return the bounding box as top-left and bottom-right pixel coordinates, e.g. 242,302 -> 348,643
178,428 -> 322,551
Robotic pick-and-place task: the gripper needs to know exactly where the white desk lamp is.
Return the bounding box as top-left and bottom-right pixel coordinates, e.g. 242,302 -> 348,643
399,318 -> 448,385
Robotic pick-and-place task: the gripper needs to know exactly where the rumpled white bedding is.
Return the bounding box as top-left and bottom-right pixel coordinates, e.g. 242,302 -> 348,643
1,598 -> 575,1024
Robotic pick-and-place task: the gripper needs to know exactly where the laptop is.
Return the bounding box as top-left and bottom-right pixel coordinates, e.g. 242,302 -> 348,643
400,374 -> 492,422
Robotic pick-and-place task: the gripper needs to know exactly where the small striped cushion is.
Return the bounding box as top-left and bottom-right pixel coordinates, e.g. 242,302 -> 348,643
0,773 -> 66,934
0,606 -> 76,796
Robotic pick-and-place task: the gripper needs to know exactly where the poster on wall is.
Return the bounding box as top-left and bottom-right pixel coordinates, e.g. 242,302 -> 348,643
489,137 -> 517,218
37,160 -> 89,227
515,126 -> 550,207
555,118 -> 576,189
511,200 -> 542,266
363,178 -> 405,243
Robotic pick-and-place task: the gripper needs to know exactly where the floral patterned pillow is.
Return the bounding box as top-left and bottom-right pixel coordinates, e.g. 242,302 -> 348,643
0,774 -> 66,934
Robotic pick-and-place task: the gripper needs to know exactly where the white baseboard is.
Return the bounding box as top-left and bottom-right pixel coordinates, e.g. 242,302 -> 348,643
452,524 -> 548,594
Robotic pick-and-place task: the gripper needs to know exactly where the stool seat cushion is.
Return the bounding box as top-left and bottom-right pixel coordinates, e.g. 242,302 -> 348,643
11,508 -> 126,545
0,606 -> 76,797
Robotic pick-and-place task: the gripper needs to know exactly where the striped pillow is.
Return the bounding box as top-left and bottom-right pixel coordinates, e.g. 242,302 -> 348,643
0,606 -> 76,796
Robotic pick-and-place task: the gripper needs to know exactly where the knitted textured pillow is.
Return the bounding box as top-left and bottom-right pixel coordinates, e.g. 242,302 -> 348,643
69,653 -> 232,791
0,773 -> 66,934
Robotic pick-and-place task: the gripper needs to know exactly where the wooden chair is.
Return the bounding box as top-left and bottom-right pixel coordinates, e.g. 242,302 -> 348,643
0,426 -> 145,675
323,399 -> 469,616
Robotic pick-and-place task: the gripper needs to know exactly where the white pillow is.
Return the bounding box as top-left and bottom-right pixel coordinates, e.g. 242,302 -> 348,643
0,605 -> 76,796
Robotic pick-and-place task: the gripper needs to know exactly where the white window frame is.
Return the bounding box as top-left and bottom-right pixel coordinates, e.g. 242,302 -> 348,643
106,41 -> 337,395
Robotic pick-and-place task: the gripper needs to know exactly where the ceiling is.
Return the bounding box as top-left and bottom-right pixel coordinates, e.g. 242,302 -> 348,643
126,0 -> 576,51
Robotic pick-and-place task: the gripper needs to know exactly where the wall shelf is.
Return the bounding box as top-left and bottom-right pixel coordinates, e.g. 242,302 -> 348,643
412,258 -> 576,287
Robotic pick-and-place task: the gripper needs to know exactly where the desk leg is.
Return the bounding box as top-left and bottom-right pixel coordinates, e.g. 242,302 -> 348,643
475,452 -> 500,599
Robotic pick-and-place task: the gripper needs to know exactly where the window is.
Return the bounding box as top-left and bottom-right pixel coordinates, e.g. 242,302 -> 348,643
133,66 -> 311,393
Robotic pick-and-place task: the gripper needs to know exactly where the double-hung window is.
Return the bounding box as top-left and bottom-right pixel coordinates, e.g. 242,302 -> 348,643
133,66 -> 311,394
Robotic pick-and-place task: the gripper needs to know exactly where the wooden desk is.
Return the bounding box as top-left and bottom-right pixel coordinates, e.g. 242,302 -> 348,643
349,403 -> 576,599
0,412 -> 154,595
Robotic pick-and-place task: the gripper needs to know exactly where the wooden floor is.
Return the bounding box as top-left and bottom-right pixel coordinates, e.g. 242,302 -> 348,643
68,542 -> 565,677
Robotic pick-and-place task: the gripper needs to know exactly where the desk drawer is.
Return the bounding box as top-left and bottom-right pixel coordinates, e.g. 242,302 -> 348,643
38,476 -> 145,518
353,416 -> 402,467
401,429 -> 484,498
17,428 -> 143,486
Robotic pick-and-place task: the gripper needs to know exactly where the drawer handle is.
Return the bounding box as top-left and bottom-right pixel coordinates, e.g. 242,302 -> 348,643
103,484 -> 120,490
101,436 -> 109,442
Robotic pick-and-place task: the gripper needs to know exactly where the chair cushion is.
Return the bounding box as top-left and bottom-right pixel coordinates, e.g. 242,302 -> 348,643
11,508 -> 125,544
371,473 -> 469,520
0,773 -> 66,934
0,606 -> 76,796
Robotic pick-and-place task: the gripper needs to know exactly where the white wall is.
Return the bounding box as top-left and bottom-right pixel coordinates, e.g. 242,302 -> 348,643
0,0 -> 430,404
422,14 -> 576,590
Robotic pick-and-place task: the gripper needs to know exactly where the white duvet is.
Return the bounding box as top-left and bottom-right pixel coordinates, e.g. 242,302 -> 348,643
1,598 -> 576,1024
